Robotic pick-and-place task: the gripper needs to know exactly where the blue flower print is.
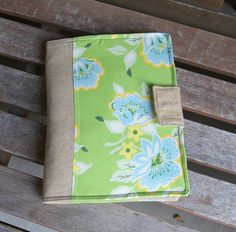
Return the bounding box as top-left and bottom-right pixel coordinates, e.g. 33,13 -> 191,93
73,58 -> 102,89
144,33 -> 174,66
131,135 -> 180,191
111,94 -> 154,126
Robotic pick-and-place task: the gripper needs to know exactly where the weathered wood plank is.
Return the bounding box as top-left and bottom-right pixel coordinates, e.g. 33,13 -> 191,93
184,120 -> 236,174
1,111 -> 236,174
0,0 -> 235,77
99,0 -> 236,38
177,68 -> 236,125
0,111 -> 46,164
0,166 -> 200,232
0,17 -> 64,64
121,169 -> 236,229
0,64 -> 46,114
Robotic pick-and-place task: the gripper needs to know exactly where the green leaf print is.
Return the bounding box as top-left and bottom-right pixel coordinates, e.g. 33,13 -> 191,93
81,146 -> 89,152
127,68 -> 132,77
84,43 -> 92,48
95,116 -> 104,122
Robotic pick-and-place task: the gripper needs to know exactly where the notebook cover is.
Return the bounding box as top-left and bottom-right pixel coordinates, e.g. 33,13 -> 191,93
44,33 -> 190,204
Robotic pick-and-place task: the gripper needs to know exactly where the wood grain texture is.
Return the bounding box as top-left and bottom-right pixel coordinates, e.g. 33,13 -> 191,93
121,170 -> 236,229
0,0 -> 236,77
184,120 -> 236,174
99,0 -> 236,38
0,64 -> 46,114
0,166 -> 200,232
1,111 -> 236,174
0,111 -> 46,164
177,68 -> 236,125
0,17 -> 64,64
169,170 -> 236,228
178,0 -> 224,10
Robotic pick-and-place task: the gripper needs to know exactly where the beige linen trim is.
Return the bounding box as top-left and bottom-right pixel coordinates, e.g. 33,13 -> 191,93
43,38 -> 74,202
153,86 -> 184,126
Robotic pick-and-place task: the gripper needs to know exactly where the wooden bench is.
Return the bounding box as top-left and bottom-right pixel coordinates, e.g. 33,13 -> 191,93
0,0 -> 236,231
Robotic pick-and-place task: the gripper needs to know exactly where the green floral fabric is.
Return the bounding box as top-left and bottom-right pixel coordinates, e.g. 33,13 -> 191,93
72,33 -> 189,203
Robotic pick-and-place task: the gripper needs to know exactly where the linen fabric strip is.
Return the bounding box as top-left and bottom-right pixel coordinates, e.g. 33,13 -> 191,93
43,39 -> 74,203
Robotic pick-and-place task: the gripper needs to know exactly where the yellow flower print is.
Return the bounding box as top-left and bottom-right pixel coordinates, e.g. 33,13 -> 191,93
119,142 -> 137,159
128,124 -> 144,142
111,34 -> 119,39
73,164 -> 80,173
75,124 -> 80,139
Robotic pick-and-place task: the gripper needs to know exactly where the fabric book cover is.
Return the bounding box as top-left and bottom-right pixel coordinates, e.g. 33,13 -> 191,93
43,33 -> 190,204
